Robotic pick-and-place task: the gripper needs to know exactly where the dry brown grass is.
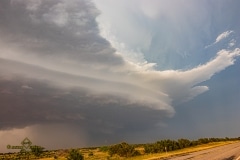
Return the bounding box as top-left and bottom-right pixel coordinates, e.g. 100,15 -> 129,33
124,141 -> 238,160
36,141 -> 240,160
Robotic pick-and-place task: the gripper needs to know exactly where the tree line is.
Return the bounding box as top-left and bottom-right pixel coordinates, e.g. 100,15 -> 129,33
107,137 -> 240,157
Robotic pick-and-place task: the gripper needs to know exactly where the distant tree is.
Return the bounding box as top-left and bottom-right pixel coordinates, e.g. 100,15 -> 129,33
99,146 -> 109,152
30,145 -> 44,157
178,139 -> 191,149
197,138 -> 209,144
109,142 -> 140,157
190,140 -> 198,146
225,137 -> 229,141
67,149 -> 84,160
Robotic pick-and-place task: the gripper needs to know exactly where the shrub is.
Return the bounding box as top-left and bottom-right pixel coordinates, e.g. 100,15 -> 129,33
99,146 -> 109,152
30,145 -> 44,157
88,152 -> 93,156
109,142 -> 140,157
67,149 -> 84,160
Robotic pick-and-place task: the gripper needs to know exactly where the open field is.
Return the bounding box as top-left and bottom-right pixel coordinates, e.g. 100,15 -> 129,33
36,141 -> 238,160
1,140 -> 239,160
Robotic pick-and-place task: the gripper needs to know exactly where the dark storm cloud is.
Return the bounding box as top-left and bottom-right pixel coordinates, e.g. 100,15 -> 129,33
0,0 -> 176,133
0,0 -> 123,66
0,74 -> 169,146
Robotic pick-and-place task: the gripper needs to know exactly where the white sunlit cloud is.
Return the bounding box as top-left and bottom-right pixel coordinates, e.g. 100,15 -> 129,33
215,30 -> 234,44
229,39 -> 236,47
205,30 -> 234,48
96,21 -> 156,71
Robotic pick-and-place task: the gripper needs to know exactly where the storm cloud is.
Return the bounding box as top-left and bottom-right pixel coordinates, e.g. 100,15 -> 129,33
0,0 -> 240,152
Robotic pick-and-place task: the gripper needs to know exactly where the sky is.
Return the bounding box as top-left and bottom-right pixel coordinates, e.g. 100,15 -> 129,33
0,0 -> 240,152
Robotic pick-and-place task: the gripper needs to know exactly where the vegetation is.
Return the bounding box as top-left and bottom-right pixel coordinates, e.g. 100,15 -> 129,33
30,145 -> 45,157
67,149 -> 84,160
99,146 -> 109,152
108,142 -> 140,157
144,137 -> 240,154
0,137 -> 239,160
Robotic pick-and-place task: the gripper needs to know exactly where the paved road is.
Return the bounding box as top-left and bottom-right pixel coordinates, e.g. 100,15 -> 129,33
162,142 -> 240,160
